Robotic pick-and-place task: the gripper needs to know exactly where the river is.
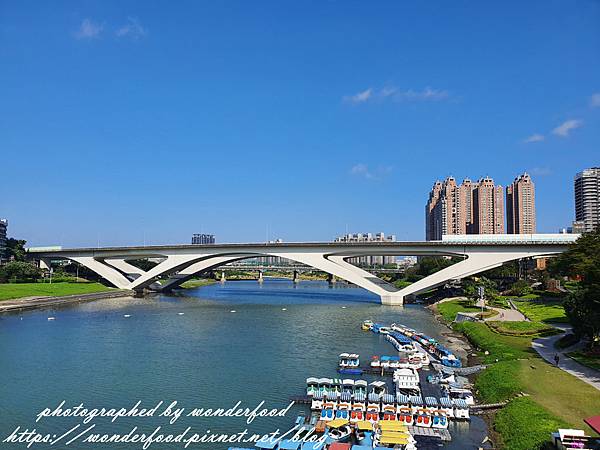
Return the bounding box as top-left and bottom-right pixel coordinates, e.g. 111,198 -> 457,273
0,279 -> 489,449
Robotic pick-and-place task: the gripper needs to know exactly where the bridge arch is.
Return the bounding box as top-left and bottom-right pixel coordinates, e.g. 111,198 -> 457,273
31,236 -> 576,305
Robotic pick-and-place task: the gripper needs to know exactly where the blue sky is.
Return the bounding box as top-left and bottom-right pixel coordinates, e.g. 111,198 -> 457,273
1,1 -> 599,247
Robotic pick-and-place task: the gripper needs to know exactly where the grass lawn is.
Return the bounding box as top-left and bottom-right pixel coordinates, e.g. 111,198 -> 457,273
486,320 -> 559,336
494,397 -> 569,450
436,299 -> 485,322
567,350 -> 600,371
517,358 -> 600,435
441,294 -> 600,447
177,278 -> 217,289
453,321 -> 536,362
513,298 -> 568,323
0,282 -> 113,301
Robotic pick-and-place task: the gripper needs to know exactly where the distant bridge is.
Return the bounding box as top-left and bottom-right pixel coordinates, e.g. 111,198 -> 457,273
29,234 -> 578,305
216,264 -> 405,274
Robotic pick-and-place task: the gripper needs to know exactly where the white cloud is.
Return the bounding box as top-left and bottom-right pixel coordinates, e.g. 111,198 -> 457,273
591,93 -> 600,108
396,87 -> 449,101
529,167 -> 552,176
344,86 -> 450,104
349,164 -> 392,180
552,119 -> 583,137
523,134 -> 545,143
116,17 -> 147,40
74,19 -> 103,39
344,89 -> 373,104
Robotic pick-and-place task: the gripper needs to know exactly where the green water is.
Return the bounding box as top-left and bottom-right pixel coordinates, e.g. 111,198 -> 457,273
0,279 -> 489,449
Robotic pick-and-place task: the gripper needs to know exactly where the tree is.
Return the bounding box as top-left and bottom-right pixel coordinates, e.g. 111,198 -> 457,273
4,238 -> 27,262
0,261 -> 42,283
549,229 -> 600,346
509,279 -> 532,297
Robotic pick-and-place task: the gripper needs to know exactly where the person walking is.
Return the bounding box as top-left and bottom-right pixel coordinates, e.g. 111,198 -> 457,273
554,353 -> 560,366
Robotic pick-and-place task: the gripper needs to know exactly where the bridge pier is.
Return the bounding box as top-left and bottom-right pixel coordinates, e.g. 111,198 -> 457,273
327,273 -> 336,285
380,294 -> 404,305
220,271 -> 226,283
258,270 -> 264,283
293,270 -> 299,284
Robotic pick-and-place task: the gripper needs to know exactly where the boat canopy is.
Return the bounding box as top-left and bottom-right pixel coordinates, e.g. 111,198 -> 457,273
353,393 -> 366,402
348,353 -> 359,358
378,421 -> 408,432
342,379 -> 355,386
306,377 -> 319,384
378,434 -> 408,445
331,378 -> 342,385
425,396 -> 439,407
254,438 -> 279,449
396,394 -> 410,404
409,395 -> 423,405
369,381 -> 386,388
355,420 -> 373,431
339,353 -> 350,358
439,397 -> 453,408
367,393 -> 380,403
454,399 -> 469,408
277,441 -> 301,450
382,394 -> 395,404
327,418 -> 349,428
318,378 -> 332,384
328,443 -> 351,450
354,380 -> 368,387
340,392 -> 352,402
440,397 -> 453,408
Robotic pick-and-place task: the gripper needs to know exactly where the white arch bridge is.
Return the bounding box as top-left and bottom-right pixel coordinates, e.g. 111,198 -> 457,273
29,234 -> 578,305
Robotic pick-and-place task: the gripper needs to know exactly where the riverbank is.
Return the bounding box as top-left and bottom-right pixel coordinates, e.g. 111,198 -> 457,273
430,298 -> 600,449
0,289 -> 133,313
0,281 -> 113,301
176,278 -> 218,289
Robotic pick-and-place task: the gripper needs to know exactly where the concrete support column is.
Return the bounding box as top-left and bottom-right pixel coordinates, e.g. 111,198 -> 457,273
293,270 -> 299,283
39,258 -> 52,271
258,270 -> 263,283
327,273 -> 336,284
220,271 -> 226,283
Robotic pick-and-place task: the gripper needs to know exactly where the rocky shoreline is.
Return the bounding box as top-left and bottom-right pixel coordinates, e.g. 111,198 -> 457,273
428,300 -> 502,449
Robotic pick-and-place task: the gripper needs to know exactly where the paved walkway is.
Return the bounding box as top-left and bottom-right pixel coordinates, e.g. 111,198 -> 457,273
532,325 -> 600,391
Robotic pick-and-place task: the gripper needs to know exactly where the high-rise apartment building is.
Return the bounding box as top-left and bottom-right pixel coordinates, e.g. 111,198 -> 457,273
506,173 -> 536,234
472,177 -> 505,235
334,232 -> 396,266
0,219 -> 7,264
426,176 -> 505,240
574,167 -> 600,232
191,233 -> 215,245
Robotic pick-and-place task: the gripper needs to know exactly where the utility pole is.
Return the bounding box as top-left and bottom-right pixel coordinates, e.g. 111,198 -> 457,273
478,286 -> 485,316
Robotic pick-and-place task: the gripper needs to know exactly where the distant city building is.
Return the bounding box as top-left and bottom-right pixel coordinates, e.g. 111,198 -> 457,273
426,176 -> 505,240
506,173 -> 536,234
334,232 -> 396,266
574,167 -> 600,232
0,219 -> 7,263
191,233 -> 215,245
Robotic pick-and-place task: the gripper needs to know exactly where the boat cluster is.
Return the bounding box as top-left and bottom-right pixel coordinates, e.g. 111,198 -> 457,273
364,321 -> 462,369
306,377 -> 469,428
